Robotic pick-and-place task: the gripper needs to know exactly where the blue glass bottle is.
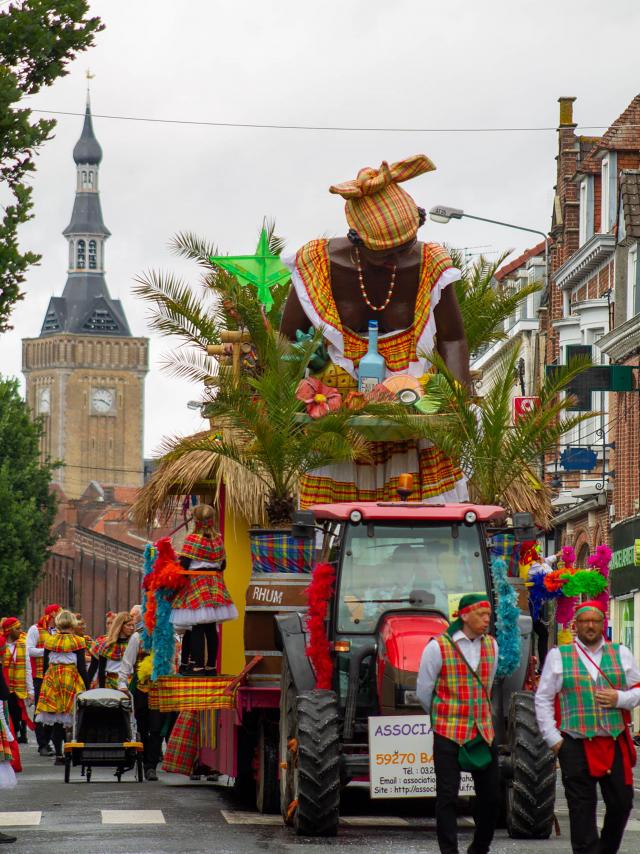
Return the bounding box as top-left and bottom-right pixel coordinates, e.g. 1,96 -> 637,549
358,320 -> 386,393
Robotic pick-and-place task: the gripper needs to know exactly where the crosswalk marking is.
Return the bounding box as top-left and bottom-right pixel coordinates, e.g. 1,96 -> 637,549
101,810 -> 165,825
0,812 -> 42,826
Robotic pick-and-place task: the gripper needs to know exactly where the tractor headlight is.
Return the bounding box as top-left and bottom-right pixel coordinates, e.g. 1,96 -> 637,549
464,510 -> 477,525
349,509 -> 363,524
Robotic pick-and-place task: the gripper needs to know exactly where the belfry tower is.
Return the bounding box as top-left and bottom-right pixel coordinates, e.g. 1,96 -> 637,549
22,96 -> 148,498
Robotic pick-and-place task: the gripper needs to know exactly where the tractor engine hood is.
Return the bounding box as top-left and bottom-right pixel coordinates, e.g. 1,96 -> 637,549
377,613 -> 449,715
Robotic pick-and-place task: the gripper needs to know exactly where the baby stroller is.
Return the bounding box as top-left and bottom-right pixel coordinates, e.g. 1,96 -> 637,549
63,688 -> 144,783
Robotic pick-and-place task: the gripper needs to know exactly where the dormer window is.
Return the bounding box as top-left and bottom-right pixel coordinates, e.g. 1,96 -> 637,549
600,152 -> 617,233
88,240 -> 97,270
579,176 -> 594,246
77,239 -> 86,269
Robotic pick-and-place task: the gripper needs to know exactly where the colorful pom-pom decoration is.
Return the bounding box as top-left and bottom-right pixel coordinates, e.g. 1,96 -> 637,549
491,556 -> 521,677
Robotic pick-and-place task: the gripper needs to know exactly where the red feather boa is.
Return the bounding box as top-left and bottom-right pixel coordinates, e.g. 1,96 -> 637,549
305,562 -> 336,690
143,537 -> 189,635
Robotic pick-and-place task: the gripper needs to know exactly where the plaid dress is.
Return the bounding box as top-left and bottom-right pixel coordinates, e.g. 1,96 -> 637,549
4,636 -> 29,698
170,533 -> 238,628
290,239 -> 466,506
35,634 -> 86,726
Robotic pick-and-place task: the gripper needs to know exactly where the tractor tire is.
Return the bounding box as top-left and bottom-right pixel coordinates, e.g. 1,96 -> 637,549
279,656 -> 297,825
255,718 -> 280,814
293,690 -> 340,837
506,691 -> 556,839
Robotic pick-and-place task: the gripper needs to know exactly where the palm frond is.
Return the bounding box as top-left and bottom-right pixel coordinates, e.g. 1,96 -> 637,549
158,349 -> 218,384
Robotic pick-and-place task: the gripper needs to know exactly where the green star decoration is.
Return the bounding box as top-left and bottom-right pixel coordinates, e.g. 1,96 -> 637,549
209,228 -> 290,311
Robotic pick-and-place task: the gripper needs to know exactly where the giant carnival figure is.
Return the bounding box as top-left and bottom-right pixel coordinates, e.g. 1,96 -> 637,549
281,154 -> 470,505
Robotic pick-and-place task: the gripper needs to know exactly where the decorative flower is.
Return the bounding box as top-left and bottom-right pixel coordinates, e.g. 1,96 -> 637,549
296,377 -> 342,419
343,390 -> 366,411
543,569 -> 566,593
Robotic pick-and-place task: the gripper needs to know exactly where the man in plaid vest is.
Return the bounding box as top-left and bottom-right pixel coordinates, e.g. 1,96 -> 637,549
1,618 -> 33,745
535,599 -> 640,853
417,593 -> 499,854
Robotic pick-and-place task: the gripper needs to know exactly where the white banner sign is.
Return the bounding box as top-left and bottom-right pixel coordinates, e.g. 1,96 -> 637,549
368,714 -> 475,799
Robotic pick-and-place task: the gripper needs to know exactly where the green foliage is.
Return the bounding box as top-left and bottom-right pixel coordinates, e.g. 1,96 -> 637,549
419,344 -> 591,508
449,249 -> 542,356
0,377 -> 57,613
0,1 -> 103,332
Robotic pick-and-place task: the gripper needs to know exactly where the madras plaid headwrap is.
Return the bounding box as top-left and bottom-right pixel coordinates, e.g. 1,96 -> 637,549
180,532 -> 225,564
329,155 -> 436,250
149,676 -> 236,713
250,531 -> 314,574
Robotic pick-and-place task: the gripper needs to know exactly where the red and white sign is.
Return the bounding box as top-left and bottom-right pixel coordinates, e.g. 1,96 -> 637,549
513,396 -> 540,422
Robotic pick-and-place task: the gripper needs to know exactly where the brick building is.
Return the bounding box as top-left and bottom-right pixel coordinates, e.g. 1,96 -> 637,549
24,482 -> 178,636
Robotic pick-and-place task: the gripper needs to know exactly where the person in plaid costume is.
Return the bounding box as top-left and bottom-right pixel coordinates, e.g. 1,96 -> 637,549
171,504 -> 238,675
280,154 -> 470,507
26,603 -> 60,756
417,594 -> 499,854
0,618 -> 33,745
87,612 -> 135,690
535,600 -> 640,853
35,610 -> 88,764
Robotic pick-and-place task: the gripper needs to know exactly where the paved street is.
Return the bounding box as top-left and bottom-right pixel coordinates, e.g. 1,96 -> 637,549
2,742 -> 640,852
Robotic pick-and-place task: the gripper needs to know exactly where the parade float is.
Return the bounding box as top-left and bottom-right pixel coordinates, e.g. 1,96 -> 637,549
132,156 -> 593,837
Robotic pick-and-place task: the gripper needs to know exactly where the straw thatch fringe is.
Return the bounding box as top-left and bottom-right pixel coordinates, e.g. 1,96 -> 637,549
130,430 -> 268,530
467,470 -> 553,530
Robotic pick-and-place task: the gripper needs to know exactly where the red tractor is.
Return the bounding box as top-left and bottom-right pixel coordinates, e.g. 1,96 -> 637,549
275,502 -> 556,837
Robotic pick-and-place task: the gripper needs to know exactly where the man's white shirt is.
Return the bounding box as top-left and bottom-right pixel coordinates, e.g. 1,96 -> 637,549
534,638 -> 640,748
416,631 -> 499,713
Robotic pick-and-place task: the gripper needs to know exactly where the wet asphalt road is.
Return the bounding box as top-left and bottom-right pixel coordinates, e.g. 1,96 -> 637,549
3,742 -> 640,853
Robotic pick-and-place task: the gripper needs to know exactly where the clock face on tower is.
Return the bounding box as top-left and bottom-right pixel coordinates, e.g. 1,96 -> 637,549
91,387 -> 115,414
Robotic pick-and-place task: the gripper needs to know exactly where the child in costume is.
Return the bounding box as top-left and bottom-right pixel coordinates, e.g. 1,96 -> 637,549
35,610 -> 89,764
170,504 -> 237,674
87,611 -> 135,690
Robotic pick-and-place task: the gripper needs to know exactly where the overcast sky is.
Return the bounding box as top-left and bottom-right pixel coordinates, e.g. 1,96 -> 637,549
1,0 -> 639,456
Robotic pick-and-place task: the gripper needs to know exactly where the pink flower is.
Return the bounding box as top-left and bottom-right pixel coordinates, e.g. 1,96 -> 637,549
296,377 -> 342,419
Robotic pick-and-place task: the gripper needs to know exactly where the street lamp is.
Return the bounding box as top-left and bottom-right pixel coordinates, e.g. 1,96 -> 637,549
429,205 -> 549,287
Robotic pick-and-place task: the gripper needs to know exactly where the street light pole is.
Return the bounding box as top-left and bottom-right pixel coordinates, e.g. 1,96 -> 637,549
429,206 -> 549,289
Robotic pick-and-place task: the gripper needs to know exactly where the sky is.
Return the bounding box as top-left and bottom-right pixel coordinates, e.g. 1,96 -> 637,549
1,0 -> 639,457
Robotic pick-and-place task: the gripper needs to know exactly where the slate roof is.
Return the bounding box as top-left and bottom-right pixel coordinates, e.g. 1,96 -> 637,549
73,101 -> 103,165
63,191 -> 110,237
620,170 -> 640,239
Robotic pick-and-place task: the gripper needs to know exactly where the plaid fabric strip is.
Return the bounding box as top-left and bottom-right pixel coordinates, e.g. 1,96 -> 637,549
250,532 -> 314,574
199,710 -> 217,751
180,533 -> 225,563
4,638 -> 28,698
162,711 -> 200,774
149,676 -> 236,713
171,573 -> 235,609
89,638 -> 126,661
0,704 -> 13,763
431,635 -> 495,745
489,534 -> 519,577
36,663 -> 85,716
300,444 -> 462,508
558,643 -> 626,737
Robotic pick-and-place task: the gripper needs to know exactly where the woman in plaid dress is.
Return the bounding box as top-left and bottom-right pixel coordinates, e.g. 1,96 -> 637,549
35,610 -> 88,764
87,612 -> 135,690
171,504 -> 238,674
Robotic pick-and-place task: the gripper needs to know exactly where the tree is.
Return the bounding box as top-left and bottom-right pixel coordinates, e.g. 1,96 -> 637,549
0,1 -> 103,332
0,377 -> 57,613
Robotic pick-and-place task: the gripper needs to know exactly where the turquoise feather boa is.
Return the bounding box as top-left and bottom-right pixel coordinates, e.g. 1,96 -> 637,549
491,556 -> 521,677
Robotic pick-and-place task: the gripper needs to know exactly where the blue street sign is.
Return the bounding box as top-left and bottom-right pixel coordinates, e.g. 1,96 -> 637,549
560,446 -> 598,471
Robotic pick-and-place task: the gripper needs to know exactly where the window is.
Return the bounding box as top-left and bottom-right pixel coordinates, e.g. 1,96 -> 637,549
68,240 -> 74,268
600,153 -> 617,233
628,243 -> 639,321
579,177 -> 594,246
77,239 -> 86,269
88,240 -> 97,270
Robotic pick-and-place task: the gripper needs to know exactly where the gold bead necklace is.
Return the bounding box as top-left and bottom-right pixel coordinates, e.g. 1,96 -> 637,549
354,247 -> 397,312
